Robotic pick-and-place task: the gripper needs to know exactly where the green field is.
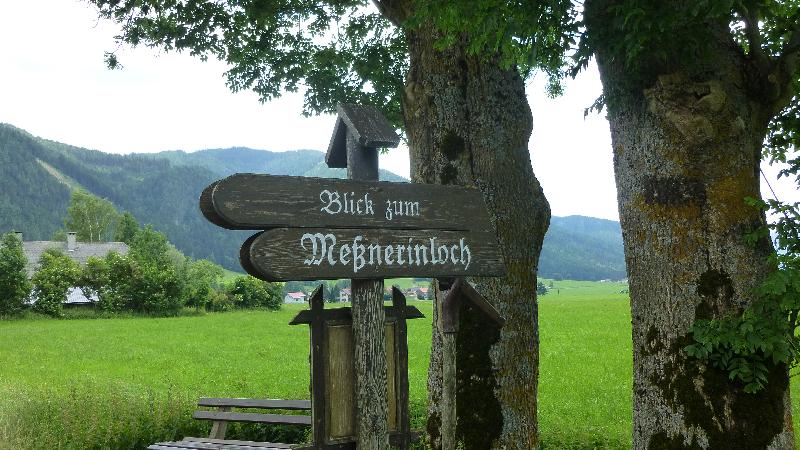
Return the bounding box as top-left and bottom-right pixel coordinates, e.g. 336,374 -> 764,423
0,280 -> 795,449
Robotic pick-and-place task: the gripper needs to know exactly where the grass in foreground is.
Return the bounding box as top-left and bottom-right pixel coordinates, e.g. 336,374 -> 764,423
1,280 -> 793,449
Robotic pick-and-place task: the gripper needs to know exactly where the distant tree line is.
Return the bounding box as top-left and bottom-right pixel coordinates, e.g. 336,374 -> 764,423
0,191 -> 282,318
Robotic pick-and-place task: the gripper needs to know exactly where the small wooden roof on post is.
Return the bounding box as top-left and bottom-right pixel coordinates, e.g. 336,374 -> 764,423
325,103 -> 401,169
441,278 -> 506,334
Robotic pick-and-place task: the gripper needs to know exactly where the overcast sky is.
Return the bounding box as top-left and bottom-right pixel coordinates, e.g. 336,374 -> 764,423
0,1 -> 795,222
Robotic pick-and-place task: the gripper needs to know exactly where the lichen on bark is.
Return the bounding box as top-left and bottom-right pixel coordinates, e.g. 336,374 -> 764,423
400,18 -> 549,450
587,2 -> 795,447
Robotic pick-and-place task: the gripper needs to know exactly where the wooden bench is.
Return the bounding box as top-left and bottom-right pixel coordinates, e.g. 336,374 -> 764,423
148,397 -> 312,450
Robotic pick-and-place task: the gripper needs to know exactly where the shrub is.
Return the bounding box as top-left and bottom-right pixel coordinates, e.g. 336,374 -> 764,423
206,289 -> 234,312
184,259 -> 224,309
228,276 -> 282,310
0,232 -> 30,316
30,249 -> 81,317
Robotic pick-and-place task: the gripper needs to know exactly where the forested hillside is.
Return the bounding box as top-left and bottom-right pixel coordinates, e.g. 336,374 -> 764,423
0,124 -> 627,280
539,216 -> 627,281
150,147 -> 406,181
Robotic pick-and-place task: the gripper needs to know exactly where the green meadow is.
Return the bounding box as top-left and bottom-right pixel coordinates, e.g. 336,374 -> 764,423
0,280 -> 796,449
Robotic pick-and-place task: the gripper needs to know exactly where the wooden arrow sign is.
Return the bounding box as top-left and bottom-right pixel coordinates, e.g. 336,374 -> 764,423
240,228 -> 504,281
200,174 -> 493,232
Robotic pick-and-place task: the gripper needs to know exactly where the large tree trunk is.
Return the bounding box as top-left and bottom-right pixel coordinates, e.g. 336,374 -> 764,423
400,24 -> 550,450
587,7 -> 795,449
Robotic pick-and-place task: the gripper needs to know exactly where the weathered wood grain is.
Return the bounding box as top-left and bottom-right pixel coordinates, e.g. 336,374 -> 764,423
385,322 -> 397,432
192,411 -> 312,426
350,278 -> 389,450
391,287 -> 411,450
197,398 -> 311,411
243,228 -> 504,281
203,174 -> 493,232
289,306 -> 424,325
326,324 -> 356,440
308,286 -> 327,449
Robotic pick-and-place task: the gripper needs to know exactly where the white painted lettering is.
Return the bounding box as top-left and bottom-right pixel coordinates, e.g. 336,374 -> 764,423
352,236 -> 366,273
384,245 -> 394,264
319,190 -> 342,214
299,233 -> 474,273
368,243 -> 382,265
404,201 -> 419,216
414,244 -> 428,265
340,244 -> 351,265
385,200 -> 393,220
300,233 -> 337,265
365,195 -> 374,215
460,238 -> 471,270
437,245 -> 449,264
429,238 -> 439,264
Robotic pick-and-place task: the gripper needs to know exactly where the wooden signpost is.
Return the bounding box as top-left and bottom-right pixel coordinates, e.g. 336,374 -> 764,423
198,103 -> 506,450
290,286 -> 422,450
202,174 -> 493,231
241,227 -> 502,281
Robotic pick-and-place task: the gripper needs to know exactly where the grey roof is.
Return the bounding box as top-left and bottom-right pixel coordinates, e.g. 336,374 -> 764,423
22,240 -> 130,277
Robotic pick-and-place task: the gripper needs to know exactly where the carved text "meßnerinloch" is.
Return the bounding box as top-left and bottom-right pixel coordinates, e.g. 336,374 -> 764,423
300,233 -> 471,274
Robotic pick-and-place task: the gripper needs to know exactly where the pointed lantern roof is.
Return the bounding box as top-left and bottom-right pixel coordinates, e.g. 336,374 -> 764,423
325,103 -> 401,168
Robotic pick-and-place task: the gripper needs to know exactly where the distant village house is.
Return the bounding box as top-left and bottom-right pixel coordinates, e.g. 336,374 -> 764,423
284,291 -> 308,304
405,286 -> 431,300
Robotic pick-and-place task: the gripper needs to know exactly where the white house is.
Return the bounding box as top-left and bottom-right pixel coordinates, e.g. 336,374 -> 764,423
284,291 -> 308,304
18,231 -> 129,306
338,288 -> 351,302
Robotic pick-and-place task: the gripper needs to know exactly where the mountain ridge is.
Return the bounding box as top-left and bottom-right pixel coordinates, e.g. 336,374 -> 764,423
0,123 -> 626,280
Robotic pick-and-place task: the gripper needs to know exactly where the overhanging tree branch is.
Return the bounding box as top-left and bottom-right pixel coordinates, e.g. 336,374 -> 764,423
769,10 -> 800,114
738,3 -> 767,66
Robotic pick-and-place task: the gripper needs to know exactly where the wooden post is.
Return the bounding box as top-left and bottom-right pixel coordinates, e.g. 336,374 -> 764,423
440,279 -> 507,450
347,133 -> 389,449
439,278 -> 457,450
392,286 -> 411,450
308,286 -> 327,448
335,105 -> 394,450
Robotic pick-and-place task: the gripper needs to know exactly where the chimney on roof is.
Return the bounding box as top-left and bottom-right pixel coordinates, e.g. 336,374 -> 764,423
67,232 -> 77,252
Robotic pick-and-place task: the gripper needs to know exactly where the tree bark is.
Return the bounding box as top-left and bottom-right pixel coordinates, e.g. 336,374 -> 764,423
400,23 -> 550,450
587,7 -> 795,449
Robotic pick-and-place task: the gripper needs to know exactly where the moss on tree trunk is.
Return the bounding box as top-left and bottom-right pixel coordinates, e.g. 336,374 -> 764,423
588,9 -> 795,449
400,22 -> 550,450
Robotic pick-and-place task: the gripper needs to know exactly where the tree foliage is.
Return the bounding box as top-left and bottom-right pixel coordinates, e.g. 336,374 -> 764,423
92,0 -> 408,125
88,0 -> 577,127
64,190 -> 121,242
31,249 -> 81,317
580,0 -> 800,125
184,259 -> 224,309
228,275 -> 282,310
114,211 -> 140,244
0,232 -> 30,316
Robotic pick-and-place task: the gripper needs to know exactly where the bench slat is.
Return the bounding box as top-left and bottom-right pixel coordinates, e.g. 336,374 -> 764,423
198,398 -> 311,411
193,410 -> 312,426
149,440 -> 289,450
184,437 -> 295,448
